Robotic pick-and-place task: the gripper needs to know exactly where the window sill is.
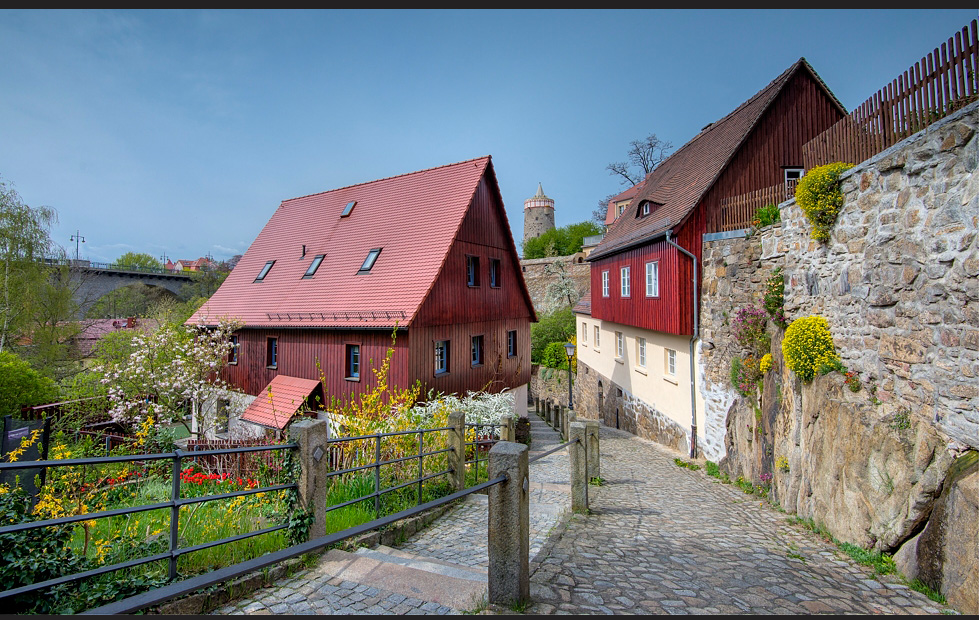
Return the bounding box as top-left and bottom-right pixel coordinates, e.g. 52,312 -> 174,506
345,376 -> 361,382
471,363 -> 483,368
266,365 -> 277,370
663,375 -> 678,385
614,357 -> 624,365
229,361 -> 238,366
634,367 -> 647,376
435,370 -> 449,377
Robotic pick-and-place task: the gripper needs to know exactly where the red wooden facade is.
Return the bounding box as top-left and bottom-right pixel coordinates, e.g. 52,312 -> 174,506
589,60 -> 845,337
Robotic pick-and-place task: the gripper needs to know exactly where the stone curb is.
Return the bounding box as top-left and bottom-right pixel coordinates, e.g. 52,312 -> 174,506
147,500 -> 460,615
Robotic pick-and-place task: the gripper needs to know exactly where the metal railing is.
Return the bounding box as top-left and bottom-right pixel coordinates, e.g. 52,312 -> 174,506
0,444 -> 297,603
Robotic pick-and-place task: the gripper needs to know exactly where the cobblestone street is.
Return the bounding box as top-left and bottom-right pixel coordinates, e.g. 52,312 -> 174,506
525,423 -> 950,615
214,409 -> 952,615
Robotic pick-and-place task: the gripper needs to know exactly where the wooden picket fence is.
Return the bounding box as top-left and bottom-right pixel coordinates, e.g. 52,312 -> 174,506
804,19 -> 979,169
717,183 -> 786,232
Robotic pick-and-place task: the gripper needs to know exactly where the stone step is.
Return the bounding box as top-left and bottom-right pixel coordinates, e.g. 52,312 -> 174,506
354,545 -> 487,582
313,548 -> 486,611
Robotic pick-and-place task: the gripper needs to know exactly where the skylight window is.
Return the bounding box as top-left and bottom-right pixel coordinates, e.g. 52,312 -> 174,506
341,201 -> 357,217
255,260 -> 275,282
358,248 -> 381,273
303,254 -> 325,279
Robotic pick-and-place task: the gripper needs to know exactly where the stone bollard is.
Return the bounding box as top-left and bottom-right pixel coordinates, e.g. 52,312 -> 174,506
563,407 -> 575,441
557,405 -> 565,438
500,415 -> 513,442
585,420 -> 600,481
569,422 -> 588,513
534,396 -> 540,416
545,400 -> 552,426
288,418 -> 329,539
448,410 -> 466,491
487,441 -> 530,607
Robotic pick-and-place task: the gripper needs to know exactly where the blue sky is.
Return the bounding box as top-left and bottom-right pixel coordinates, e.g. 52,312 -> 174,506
1,9 -> 976,263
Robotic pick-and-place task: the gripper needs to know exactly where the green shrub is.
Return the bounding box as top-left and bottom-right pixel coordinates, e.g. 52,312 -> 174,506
763,268 -> 787,328
530,308 -> 575,364
752,203 -> 781,228
782,316 -> 839,382
794,162 -> 854,242
0,350 -> 60,417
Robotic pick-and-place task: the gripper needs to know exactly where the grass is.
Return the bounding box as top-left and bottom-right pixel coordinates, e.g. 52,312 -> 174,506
786,515 -> 951,607
673,458 -> 701,471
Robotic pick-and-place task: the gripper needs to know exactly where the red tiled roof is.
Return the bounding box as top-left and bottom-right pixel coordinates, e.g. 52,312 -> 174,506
591,59 -> 839,260
189,157 -> 495,328
604,184 -> 642,225
572,290 -> 592,315
240,375 -> 321,430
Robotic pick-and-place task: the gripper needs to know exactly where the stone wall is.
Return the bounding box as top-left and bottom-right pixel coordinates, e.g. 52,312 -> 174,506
699,102 -> 978,613
520,254 -> 590,313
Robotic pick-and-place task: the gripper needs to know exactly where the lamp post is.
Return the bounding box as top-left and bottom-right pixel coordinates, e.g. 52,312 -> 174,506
564,341 -> 575,410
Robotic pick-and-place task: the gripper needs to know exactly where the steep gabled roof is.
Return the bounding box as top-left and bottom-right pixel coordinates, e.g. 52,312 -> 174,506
590,58 -> 843,261
189,157 -> 497,329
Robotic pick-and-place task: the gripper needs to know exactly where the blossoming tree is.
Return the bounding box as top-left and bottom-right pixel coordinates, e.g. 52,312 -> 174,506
95,316 -> 243,438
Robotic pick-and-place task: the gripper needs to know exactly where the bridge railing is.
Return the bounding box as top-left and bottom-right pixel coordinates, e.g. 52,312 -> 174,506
42,257 -> 190,277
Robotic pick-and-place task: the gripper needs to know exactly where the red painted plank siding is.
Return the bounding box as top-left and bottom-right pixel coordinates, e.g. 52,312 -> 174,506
409,318 -> 531,397
222,328 -> 410,403
589,236 -> 695,336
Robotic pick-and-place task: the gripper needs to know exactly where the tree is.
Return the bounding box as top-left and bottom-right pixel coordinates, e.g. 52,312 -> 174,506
606,133 -> 673,187
543,259 -> 584,312
85,283 -> 179,319
113,252 -> 163,271
0,350 -> 60,417
94,316 -> 243,436
0,178 -> 57,353
522,221 -> 603,259
530,307 -> 575,365
180,261 -> 228,299
592,192 -> 617,225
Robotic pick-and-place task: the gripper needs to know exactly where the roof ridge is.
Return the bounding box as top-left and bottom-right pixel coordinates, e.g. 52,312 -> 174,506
283,155 -> 492,203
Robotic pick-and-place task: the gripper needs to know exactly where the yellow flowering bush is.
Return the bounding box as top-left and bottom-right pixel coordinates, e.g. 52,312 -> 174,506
795,162 -> 854,242
781,316 -> 839,382
759,353 -> 773,374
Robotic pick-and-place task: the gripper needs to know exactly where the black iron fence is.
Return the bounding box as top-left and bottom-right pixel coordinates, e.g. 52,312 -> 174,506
0,418 -> 507,613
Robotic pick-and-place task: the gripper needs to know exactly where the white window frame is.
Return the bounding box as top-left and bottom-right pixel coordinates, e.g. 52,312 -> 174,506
638,337 -> 646,367
620,266 -> 630,298
601,270 -> 609,297
594,326 -> 600,348
645,261 -> 659,298
581,322 -> 587,344
615,331 -> 624,359
666,348 -> 677,376
435,340 -> 449,374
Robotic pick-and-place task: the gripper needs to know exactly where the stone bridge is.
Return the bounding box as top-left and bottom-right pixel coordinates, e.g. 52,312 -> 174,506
51,259 -> 193,318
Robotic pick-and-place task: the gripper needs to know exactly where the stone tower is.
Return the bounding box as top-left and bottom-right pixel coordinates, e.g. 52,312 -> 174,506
523,183 -> 555,245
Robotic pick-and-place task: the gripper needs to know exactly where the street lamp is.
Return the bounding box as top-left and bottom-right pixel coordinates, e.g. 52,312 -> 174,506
563,341 -> 576,410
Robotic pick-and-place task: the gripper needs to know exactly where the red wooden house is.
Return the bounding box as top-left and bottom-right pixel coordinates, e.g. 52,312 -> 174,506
576,58 -> 845,457
189,156 -> 536,433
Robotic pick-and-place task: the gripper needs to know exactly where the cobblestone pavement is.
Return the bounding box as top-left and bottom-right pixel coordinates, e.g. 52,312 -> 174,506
526,424 -> 952,615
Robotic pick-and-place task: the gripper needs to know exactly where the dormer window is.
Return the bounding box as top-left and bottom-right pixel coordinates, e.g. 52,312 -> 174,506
359,248 -> 381,273
341,201 -> 357,217
255,260 -> 275,282
641,202 -> 651,217
303,254 -> 325,278
638,200 -> 661,218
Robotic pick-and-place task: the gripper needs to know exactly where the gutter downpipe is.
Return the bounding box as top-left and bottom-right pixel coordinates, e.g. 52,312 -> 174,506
665,230 -> 699,459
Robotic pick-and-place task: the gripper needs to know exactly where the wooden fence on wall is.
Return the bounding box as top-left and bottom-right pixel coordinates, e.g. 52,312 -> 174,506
717,183 -> 786,232
804,19 -> 979,170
